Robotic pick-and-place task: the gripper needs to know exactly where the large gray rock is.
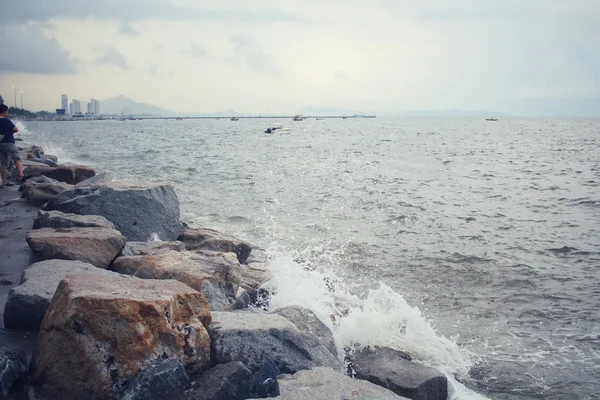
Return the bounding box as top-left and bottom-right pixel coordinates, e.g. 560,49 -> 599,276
43,183 -> 182,241
33,210 -> 115,230
274,367 -> 409,400
208,310 -> 341,374
23,181 -> 74,206
26,227 -> 127,268
23,164 -> 95,185
3,260 -> 118,331
121,359 -> 190,400
272,306 -> 337,357
178,227 -> 253,264
348,346 -> 447,400
185,361 -> 255,400
75,171 -> 112,188
0,348 -> 28,396
122,241 -> 185,256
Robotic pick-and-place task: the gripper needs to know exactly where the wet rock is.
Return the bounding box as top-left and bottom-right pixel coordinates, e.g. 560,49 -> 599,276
0,348 -> 28,396
31,274 -> 211,400
348,346 -> 447,400
272,306 -> 337,357
22,182 -> 74,207
75,171 -> 112,188
122,241 -> 185,256
121,359 -> 190,400
27,156 -> 58,167
23,165 -> 96,185
208,309 -> 341,374
26,227 -> 126,268
232,287 -> 251,310
3,260 -> 117,331
44,183 -> 181,241
274,367 -> 409,400
111,250 -> 267,311
19,175 -> 58,193
185,361 -> 254,400
33,210 -> 116,230
253,356 -> 281,398
178,227 -> 253,263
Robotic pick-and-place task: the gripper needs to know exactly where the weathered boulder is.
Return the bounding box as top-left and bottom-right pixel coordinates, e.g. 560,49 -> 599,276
348,346 -> 447,400
232,287 -> 251,310
272,306 -> 337,357
23,165 -> 95,185
27,156 -> 58,167
121,359 -> 190,400
4,260 -> 117,331
0,348 -> 28,396
208,310 -> 341,374
252,356 -> 281,398
22,182 -> 74,206
122,241 -> 185,256
185,361 -> 255,400
32,274 -> 212,400
75,171 -> 112,188
274,367 -> 409,400
111,250 -> 267,311
26,227 -> 126,268
43,183 -> 181,241
178,228 -> 253,264
33,210 -> 116,230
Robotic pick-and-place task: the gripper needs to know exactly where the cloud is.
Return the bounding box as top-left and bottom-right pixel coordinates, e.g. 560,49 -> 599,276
0,24 -> 78,74
118,23 -> 139,36
230,34 -> 280,77
95,46 -> 128,69
188,44 -> 207,58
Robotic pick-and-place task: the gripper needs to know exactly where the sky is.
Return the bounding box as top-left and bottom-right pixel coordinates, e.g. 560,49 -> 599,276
0,0 -> 599,116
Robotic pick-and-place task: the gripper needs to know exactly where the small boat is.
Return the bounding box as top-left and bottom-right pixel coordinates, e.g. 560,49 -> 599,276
292,114 -> 304,121
264,127 -> 282,134
231,117 -> 239,121
486,117 -> 498,121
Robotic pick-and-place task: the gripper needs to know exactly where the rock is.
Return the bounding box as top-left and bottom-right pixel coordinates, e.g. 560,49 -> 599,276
23,165 -> 95,184
19,175 -> 58,190
348,346 -> 447,400
27,156 -> 58,167
0,348 -> 28,396
3,260 -> 117,331
26,227 -> 126,268
253,356 -> 281,398
232,287 -> 251,310
31,274 -> 212,400
274,367 -> 409,400
23,182 -> 74,207
233,262 -> 271,303
185,361 -> 255,400
33,210 -> 116,230
121,359 -> 190,400
112,250 -> 268,311
122,241 -> 185,256
178,228 -> 253,264
75,171 -> 112,188
272,306 -> 337,357
44,154 -> 58,163
208,310 -> 341,374
44,183 -> 182,241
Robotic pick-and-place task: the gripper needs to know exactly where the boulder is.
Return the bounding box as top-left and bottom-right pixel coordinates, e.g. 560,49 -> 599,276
122,241 -> 185,256
4,260 -> 117,331
23,165 -> 95,185
121,359 -> 190,400
185,361 -> 255,400
274,367 -> 409,400
22,182 -> 74,207
232,287 -> 251,310
111,250 -> 269,312
252,356 -> 281,398
75,171 -> 112,188
31,274 -> 212,400
19,175 -> 58,192
208,310 -> 341,374
26,227 -> 126,268
27,156 -> 58,167
178,228 -> 252,264
33,210 -> 116,230
44,183 -> 181,241
348,346 -> 447,400
0,348 -> 28,396
272,306 -> 337,357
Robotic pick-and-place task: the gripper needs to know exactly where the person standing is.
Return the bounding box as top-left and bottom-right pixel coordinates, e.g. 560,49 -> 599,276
0,104 -> 24,186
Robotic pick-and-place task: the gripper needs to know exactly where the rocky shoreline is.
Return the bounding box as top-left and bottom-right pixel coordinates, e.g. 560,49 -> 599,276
0,141 -> 449,400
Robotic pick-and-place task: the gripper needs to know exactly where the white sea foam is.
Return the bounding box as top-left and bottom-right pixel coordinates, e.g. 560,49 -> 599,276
264,252 -> 490,400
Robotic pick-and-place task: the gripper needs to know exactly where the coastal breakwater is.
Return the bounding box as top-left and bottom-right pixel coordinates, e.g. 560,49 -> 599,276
0,138 -> 449,400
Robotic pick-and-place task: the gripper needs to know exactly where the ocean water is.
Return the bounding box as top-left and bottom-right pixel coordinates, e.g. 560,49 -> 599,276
19,117 -> 600,399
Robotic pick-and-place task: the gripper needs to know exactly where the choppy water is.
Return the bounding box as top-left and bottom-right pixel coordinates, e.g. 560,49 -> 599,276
20,117 -> 600,399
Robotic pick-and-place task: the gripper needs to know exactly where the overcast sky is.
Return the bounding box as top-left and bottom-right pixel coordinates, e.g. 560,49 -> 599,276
0,0 -> 598,116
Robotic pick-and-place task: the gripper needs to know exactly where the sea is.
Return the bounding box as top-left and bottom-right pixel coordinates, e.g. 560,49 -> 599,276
17,117 -> 600,400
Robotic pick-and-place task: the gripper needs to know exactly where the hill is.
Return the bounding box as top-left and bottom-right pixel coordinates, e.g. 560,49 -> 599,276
99,95 -> 174,117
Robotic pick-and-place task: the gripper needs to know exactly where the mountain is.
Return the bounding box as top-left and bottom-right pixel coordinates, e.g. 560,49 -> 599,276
99,95 -> 174,116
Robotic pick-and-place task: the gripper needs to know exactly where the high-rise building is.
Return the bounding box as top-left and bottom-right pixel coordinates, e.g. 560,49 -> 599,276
71,99 -> 81,114
87,102 -> 93,114
69,103 -> 73,114
0,95 -> 4,105
61,95 -> 68,112
91,99 -> 100,115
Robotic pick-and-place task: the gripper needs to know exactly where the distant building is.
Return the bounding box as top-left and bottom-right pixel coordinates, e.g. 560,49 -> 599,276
71,99 -> 81,114
69,103 -> 73,114
0,95 -> 4,105
61,95 -> 68,113
87,102 -> 93,114
56,109 -> 66,115
91,99 -> 100,115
